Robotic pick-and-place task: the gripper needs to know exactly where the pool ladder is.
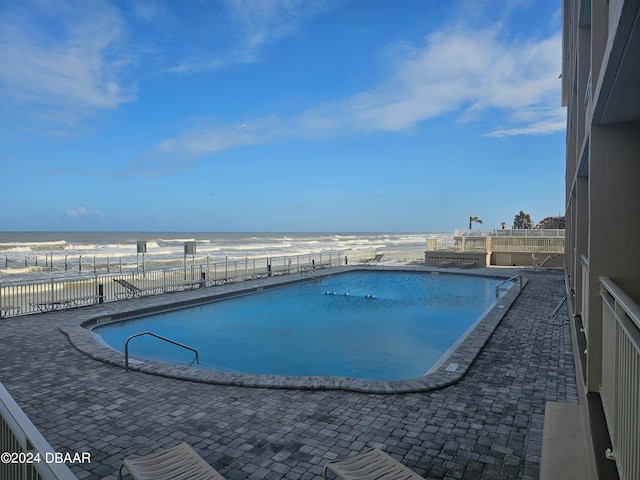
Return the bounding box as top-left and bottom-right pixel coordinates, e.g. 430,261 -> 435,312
495,274 -> 523,297
124,331 -> 200,372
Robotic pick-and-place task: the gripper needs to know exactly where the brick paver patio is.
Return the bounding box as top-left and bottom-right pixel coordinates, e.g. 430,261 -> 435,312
0,268 -> 576,479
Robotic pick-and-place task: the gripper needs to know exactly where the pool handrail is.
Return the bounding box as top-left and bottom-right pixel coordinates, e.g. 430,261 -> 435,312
495,274 -> 523,297
124,331 -> 199,372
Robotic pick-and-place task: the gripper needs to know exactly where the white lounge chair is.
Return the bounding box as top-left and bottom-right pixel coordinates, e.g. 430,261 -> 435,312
113,278 -> 162,299
324,448 -> 425,479
118,442 -> 225,480
360,254 -> 384,265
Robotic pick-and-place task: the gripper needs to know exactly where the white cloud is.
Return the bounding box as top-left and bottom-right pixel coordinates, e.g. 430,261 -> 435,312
0,1 -> 135,125
167,0 -> 338,74
158,24 -> 564,156
66,206 -> 103,218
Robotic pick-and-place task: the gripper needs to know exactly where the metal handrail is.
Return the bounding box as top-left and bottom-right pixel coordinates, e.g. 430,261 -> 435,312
495,274 -> 523,297
124,331 -> 199,372
531,240 -> 555,266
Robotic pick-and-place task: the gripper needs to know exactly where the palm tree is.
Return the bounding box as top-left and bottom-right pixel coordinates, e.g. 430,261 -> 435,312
469,216 -> 483,230
513,211 -> 533,229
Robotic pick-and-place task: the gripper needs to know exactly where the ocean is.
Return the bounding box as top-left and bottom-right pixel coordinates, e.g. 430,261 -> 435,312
0,231 -> 437,284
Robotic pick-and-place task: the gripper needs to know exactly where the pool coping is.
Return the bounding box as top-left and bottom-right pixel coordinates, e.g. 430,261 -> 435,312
61,265 -> 527,394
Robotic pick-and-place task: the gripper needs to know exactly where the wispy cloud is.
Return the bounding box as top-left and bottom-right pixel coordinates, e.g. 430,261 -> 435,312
0,1 -> 135,128
66,206 -> 103,218
157,23 -> 563,157
167,0 -> 338,74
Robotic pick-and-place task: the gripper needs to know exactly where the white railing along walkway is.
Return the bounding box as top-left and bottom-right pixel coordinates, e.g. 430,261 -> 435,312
0,250 -> 425,317
600,277 -> 640,480
0,383 -> 78,480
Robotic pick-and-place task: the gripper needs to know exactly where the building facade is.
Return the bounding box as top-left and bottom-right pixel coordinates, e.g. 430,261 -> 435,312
562,0 -> 640,478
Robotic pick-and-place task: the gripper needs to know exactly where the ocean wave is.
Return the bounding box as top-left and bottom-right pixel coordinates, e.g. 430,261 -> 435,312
0,231 -> 431,283
224,243 -> 294,251
195,246 -> 222,253
0,266 -> 51,274
0,240 -> 68,252
157,238 -> 197,243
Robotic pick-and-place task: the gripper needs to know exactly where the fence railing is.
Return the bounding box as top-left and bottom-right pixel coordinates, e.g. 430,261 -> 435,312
0,250 -> 425,317
493,229 -> 565,237
600,277 -> 640,480
427,235 -> 565,254
0,383 -> 78,480
453,229 -> 565,237
490,237 -> 565,254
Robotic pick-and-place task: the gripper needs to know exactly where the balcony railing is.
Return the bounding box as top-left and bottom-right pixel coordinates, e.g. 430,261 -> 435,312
1,383 -> 77,480
600,277 -> 640,480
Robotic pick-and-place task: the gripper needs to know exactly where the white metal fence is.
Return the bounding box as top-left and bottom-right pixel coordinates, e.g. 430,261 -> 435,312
453,229 -> 565,237
0,250 -> 425,317
0,383 -> 77,480
493,229 -> 565,237
600,277 -> 640,480
427,235 -> 565,255
490,237 -> 565,254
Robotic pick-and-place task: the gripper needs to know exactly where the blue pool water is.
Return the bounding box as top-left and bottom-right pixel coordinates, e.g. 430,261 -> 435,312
94,272 -> 503,380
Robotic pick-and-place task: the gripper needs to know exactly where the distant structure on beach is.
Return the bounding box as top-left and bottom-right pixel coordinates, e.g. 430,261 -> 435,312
424,225 -> 565,268
561,0 -> 640,478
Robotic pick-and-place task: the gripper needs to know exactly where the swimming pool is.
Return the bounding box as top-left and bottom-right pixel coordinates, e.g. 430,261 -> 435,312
94,271 -> 505,381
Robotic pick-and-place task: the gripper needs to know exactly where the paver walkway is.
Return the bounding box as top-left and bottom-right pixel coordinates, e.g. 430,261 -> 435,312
0,268 -> 577,480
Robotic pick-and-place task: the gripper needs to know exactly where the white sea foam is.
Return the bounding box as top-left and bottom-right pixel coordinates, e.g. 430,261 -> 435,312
157,238 -> 196,243
0,240 -> 68,252
0,231 -> 431,284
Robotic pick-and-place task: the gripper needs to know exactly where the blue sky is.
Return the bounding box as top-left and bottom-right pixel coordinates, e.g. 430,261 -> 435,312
0,0 -> 565,233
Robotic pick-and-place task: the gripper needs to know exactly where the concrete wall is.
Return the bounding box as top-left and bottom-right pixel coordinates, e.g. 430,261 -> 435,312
490,252 -> 564,268
424,252 -> 490,268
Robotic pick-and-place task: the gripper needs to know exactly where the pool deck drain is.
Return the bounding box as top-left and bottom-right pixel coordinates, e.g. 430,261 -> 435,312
0,266 -> 577,479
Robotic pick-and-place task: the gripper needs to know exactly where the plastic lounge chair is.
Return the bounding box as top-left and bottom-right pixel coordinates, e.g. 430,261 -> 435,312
118,442 -> 225,480
360,254 -> 384,265
113,278 -> 161,299
1,305 -> 20,318
323,448 -> 425,479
